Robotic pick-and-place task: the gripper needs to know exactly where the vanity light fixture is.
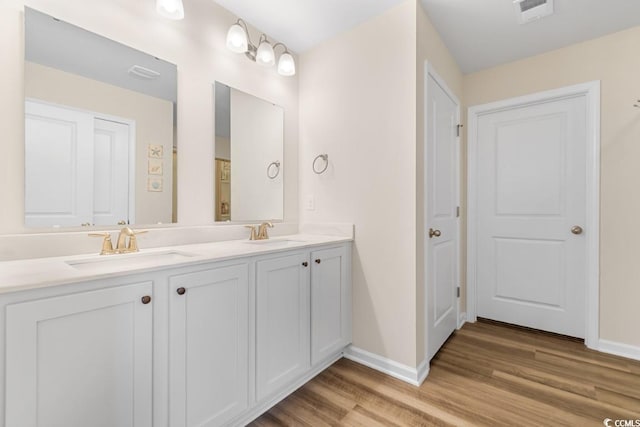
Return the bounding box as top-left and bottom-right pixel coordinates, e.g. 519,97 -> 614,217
156,0 -> 184,20
226,19 -> 296,77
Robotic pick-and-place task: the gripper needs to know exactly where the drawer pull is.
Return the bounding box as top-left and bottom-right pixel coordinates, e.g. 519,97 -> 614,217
315,259 -> 321,264
176,287 -> 186,295
302,262 -> 308,267
141,295 -> 152,305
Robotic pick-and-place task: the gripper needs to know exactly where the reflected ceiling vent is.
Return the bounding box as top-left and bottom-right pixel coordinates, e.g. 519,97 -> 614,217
513,0 -> 554,24
128,65 -> 161,80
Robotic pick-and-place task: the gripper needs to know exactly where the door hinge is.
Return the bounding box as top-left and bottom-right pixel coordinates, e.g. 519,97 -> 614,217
456,206 -> 460,218
456,287 -> 460,298
456,124 -> 464,137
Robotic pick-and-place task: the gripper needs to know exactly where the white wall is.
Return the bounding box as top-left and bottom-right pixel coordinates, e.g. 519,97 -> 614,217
0,0 -> 298,235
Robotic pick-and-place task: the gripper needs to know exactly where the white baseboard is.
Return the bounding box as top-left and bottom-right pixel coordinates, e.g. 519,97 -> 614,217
344,345 -> 430,386
457,312 -> 467,330
597,339 -> 640,362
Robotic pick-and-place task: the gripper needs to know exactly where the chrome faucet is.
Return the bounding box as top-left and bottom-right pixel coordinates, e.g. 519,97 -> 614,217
257,222 -> 273,240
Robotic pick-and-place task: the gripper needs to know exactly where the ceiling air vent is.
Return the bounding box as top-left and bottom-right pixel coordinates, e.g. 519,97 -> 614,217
513,0 -> 554,24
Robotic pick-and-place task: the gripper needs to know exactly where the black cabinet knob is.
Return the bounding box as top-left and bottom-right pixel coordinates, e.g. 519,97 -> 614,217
315,259 -> 321,264
177,287 -> 186,295
302,262 -> 308,267
141,295 -> 152,304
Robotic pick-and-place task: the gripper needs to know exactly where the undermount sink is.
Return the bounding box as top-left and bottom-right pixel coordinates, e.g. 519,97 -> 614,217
244,239 -> 305,247
66,251 -> 196,270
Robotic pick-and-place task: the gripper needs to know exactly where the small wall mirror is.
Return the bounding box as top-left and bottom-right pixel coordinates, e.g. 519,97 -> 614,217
214,82 -> 284,222
24,8 -> 177,228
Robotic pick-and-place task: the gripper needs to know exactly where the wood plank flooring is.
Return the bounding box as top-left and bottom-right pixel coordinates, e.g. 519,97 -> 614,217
250,320 -> 640,426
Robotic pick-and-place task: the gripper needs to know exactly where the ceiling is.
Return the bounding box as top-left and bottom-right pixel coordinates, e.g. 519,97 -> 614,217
213,0 -> 407,53
421,0 -> 640,73
26,7 -> 177,102
213,0 -> 640,74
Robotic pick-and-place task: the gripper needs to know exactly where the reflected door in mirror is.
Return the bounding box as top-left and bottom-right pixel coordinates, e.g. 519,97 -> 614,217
25,100 -> 131,227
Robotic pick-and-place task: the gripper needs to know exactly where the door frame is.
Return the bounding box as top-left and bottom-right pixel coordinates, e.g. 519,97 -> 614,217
466,81 -> 600,349
423,62 -> 462,360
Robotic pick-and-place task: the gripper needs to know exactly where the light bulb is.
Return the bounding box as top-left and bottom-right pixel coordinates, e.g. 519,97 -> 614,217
256,41 -> 275,67
277,52 -> 296,76
156,0 -> 184,20
226,23 -> 248,53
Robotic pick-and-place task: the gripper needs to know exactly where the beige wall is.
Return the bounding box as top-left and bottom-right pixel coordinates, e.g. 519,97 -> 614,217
25,62 -> 174,225
299,0 -> 464,368
415,2 -> 463,364
463,26 -> 640,347
0,0 -> 299,234
299,0 -> 418,367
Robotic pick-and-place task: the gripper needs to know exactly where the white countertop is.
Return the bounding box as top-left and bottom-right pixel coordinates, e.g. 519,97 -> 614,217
0,234 -> 352,295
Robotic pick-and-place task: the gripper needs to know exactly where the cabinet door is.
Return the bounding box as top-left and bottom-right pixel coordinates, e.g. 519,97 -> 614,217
6,282 -> 153,427
311,246 -> 351,365
169,263 -> 249,427
256,252 -> 310,401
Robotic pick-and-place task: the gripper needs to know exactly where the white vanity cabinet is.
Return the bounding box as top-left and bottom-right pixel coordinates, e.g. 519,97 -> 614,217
5,281 -> 154,427
255,251 -> 310,401
168,262 -> 250,427
0,238 -> 352,427
310,246 -> 351,365
252,244 -> 352,407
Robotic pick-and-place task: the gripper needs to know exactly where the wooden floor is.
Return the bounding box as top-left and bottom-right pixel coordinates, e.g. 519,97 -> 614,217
250,320 -> 640,426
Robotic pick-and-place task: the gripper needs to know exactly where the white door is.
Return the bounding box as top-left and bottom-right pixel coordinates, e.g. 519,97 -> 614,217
256,252 -> 310,401
5,283 -> 153,427
310,246 -> 351,365
25,100 -> 132,227
475,95 -> 587,338
25,100 -> 94,227
426,71 -> 460,360
169,264 -> 249,427
93,118 -> 131,225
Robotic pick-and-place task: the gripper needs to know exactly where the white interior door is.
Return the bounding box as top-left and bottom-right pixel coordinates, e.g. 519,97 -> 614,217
426,71 -> 459,360
25,100 -> 94,227
475,95 -> 587,338
93,118 -> 131,225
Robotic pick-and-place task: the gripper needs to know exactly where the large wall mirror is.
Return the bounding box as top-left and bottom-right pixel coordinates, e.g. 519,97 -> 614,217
214,82 -> 284,222
24,8 -> 177,228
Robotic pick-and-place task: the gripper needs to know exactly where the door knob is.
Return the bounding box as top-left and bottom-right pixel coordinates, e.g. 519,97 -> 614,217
429,228 -> 441,238
571,226 -> 584,235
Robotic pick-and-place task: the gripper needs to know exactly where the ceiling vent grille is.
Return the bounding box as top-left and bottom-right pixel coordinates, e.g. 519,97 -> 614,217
513,0 -> 554,24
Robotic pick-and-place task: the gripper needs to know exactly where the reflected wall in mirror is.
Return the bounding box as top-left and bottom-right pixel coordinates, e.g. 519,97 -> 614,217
24,8 -> 177,228
214,82 -> 284,222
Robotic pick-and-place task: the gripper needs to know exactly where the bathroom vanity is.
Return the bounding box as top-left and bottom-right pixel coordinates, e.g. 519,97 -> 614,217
0,234 -> 352,427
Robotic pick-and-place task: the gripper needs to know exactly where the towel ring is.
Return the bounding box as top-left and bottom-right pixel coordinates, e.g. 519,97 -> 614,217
267,161 -> 281,179
312,154 -> 329,174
